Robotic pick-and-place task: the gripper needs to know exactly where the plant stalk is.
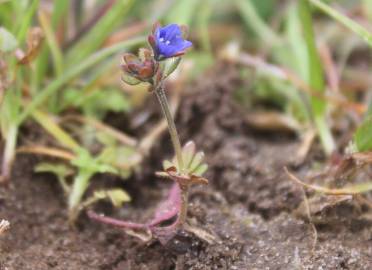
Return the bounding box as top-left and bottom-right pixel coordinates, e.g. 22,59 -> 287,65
154,84 -> 184,170
178,184 -> 189,227
1,125 -> 18,182
68,169 -> 93,222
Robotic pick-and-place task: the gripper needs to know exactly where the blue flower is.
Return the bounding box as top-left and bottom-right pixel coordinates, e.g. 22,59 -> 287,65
149,24 -> 192,60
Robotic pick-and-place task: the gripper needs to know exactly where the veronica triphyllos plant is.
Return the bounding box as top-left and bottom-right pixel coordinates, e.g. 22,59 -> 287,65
88,23 -> 211,245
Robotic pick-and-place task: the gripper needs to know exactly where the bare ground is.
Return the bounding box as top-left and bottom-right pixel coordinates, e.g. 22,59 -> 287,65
0,64 -> 371,270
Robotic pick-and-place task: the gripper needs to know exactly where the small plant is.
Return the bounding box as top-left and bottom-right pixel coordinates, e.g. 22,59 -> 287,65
89,23 -> 210,244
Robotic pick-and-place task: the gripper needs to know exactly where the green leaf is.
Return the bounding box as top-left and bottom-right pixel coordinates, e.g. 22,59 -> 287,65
181,141 -> 196,168
68,168 -> 94,219
31,110 -> 81,151
0,27 -> 18,52
285,4 -> 308,81
16,0 -> 39,42
98,145 -> 138,178
72,149 -> 117,174
192,163 -> 208,176
38,11 -> 63,76
91,188 -> 131,208
163,57 -> 182,78
354,116 -> 372,152
189,151 -> 205,173
106,189 -> 131,207
35,162 -> 72,177
33,0 -> 70,92
35,162 -> 72,192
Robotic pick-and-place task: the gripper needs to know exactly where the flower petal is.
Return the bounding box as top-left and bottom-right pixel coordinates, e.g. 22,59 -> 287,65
157,43 -> 180,57
179,40 -> 192,51
160,24 -> 182,41
152,24 -> 192,60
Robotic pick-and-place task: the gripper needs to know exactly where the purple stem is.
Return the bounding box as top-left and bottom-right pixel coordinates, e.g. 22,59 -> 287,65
88,184 -> 183,244
87,210 -> 146,229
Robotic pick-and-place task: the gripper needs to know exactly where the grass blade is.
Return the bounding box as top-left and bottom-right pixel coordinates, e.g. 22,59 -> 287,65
309,0 -> 372,47
354,115 -> 372,152
32,0 -> 70,93
234,0 -> 281,45
38,11 -> 63,76
51,0 -> 70,29
66,0 -> 134,66
19,36 -> 144,123
16,0 -> 39,42
299,0 -> 335,155
31,110 -> 81,151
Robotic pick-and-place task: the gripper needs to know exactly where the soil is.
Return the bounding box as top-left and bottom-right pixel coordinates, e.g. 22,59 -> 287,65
1,64 -> 371,270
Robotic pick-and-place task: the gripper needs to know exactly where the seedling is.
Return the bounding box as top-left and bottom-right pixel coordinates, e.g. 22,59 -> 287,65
89,23 -> 210,244
89,141 -> 209,244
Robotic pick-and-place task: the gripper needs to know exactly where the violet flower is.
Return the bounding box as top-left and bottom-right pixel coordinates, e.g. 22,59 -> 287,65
148,24 -> 192,61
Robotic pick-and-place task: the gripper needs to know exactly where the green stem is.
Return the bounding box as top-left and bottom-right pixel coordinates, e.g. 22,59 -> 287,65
68,169 -> 93,222
315,116 -> 335,155
1,124 -> 18,182
299,0 -> 335,155
154,84 -> 184,170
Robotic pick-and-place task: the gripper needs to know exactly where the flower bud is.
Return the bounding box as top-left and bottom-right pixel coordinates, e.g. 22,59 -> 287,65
121,49 -> 157,85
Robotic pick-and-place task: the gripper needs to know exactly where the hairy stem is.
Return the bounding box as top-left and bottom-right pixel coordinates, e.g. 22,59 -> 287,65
178,184 -> 189,227
154,84 -> 184,170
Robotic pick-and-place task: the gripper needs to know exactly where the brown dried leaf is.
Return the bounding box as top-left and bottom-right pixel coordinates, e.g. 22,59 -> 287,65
352,152 -> 372,164
17,27 -> 44,65
244,111 -> 301,133
285,167 -> 372,195
294,194 -> 353,223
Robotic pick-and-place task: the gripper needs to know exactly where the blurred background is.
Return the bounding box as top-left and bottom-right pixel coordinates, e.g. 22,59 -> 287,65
1,1 -> 372,268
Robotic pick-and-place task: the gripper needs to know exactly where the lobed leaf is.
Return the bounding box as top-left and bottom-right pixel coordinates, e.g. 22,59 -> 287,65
93,189 -> 131,208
